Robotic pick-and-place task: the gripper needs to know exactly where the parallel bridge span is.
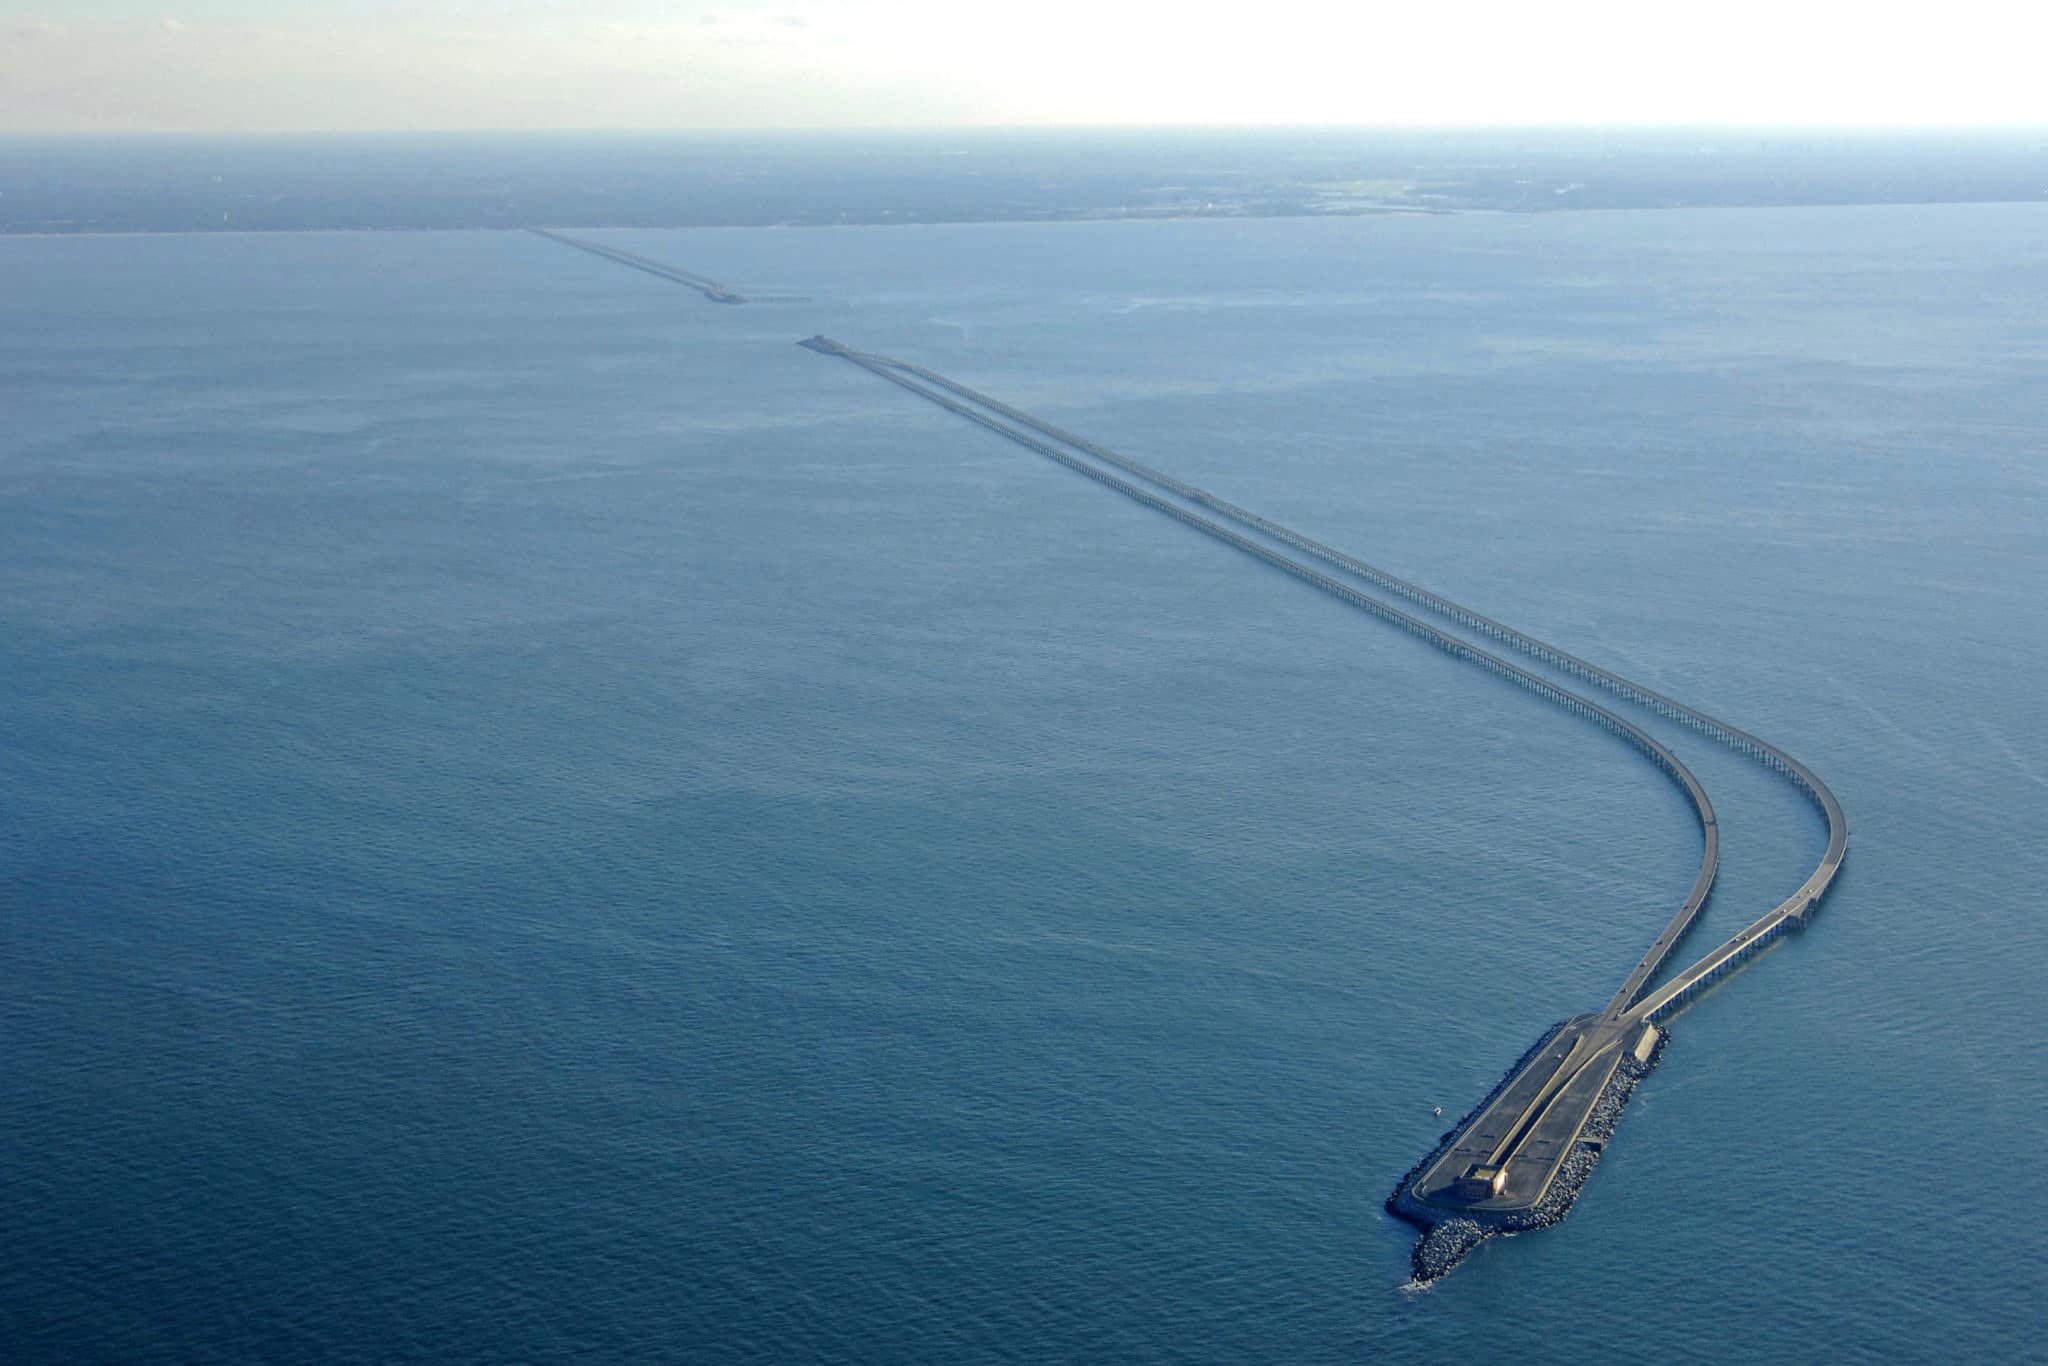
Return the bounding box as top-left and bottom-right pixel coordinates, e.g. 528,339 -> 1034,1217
816,338 -> 1846,1025
802,333 -> 1851,1233
803,335 -> 1720,1002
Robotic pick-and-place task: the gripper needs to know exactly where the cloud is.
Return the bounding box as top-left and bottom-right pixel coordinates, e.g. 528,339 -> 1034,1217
11,21 -> 66,41
159,18 -> 188,35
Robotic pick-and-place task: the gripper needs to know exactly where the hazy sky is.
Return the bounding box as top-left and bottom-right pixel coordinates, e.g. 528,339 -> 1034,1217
3,0 -> 2044,133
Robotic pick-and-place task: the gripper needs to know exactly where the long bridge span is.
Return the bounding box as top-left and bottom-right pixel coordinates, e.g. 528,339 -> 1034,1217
805,334 -> 1721,1001
801,334 -> 1847,1225
528,227 -> 747,304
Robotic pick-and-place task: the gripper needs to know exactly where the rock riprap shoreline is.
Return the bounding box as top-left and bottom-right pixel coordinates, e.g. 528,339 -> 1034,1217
1387,1025 -> 1669,1283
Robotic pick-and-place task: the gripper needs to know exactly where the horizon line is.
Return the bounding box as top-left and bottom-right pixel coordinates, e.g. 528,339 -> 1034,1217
5,121 -> 2047,140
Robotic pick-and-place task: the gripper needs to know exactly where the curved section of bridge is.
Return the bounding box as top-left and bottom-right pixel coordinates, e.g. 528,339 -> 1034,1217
802,335 -> 1720,999
816,338 -> 1845,1022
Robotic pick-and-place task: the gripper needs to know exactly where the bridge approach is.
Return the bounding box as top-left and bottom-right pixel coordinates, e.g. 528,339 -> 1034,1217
818,338 -> 1845,1024
529,227 -> 747,304
802,335 -> 1848,1221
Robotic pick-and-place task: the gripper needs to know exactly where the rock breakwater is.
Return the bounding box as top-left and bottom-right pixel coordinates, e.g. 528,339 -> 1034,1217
1387,1024 -> 1669,1283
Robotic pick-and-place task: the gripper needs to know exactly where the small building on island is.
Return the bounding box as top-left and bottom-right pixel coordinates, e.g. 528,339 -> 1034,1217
1455,1162 -> 1509,1200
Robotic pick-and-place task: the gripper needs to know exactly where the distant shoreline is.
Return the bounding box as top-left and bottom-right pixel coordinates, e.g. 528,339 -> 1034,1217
5,195 -> 2046,239
6,127 -> 2039,236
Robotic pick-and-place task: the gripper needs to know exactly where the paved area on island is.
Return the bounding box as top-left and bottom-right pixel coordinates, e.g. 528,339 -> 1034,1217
1407,1015 -> 1651,1215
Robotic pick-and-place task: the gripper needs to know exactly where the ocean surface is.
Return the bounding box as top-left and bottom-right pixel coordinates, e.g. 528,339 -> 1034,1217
3,203 -> 2045,1361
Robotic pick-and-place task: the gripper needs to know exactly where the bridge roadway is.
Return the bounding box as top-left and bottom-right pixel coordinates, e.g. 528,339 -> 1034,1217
528,227 -> 746,304
802,335 -> 1849,1218
820,338 -> 1845,1018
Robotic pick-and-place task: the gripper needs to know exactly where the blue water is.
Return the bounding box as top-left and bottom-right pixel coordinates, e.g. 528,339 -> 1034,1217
3,205 -> 2045,1361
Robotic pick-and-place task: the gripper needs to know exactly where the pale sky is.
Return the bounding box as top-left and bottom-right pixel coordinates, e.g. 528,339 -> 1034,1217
3,0 -> 2044,133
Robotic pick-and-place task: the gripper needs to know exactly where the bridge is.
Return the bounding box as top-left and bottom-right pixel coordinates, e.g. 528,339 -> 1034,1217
528,227 -> 747,304
801,334 -> 1848,1222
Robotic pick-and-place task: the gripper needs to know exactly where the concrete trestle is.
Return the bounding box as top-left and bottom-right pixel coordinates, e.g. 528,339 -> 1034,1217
806,335 -> 1845,1027
801,337 -> 1719,953
528,227 -> 747,304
